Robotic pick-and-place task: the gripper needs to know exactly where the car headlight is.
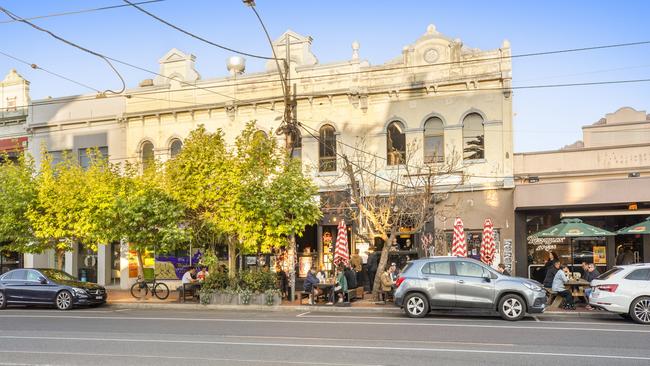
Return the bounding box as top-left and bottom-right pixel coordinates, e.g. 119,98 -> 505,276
72,287 -> 87,296
523,282 -> 542,292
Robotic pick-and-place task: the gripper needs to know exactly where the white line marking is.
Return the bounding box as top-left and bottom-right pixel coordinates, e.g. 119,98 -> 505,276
1,336 -> 649,361
1,314 -> 646,333
224,335 -> 513,347
296,311 -> 311,317
0,350 -> 377,366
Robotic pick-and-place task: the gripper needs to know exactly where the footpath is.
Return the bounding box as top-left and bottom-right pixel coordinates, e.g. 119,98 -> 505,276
106,289 -> 618,318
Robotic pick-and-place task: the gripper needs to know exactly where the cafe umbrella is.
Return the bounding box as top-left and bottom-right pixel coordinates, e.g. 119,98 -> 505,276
617,216 -> 650,235
333,220 -> 350,267
451,217 -> 467,257
480,218 -> 496,265
531,218 -> 615,268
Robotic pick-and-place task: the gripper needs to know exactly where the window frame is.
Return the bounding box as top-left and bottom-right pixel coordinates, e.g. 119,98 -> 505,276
423,116 -> 444,163
318,124 -> 337,172
625,268 -> 650,281
421,261 -> 453,276
462,113 -> 485,161
141,141 -> 155,169
169,139 -> 183,159
386,121 -> 406,166
454,260 -> 489,278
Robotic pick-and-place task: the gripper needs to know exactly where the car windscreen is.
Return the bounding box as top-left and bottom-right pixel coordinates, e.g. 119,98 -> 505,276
596,267 -> 622,280
39,269 -> 77,282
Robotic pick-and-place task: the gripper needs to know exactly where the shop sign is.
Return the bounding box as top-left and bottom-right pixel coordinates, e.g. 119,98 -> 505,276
527,236 -> 565,246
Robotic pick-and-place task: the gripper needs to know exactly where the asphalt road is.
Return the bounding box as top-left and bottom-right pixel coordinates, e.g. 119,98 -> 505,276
0,306 -> 648,366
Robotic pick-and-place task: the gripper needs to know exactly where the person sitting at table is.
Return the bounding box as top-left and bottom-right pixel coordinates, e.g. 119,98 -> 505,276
552,264 -> 575,310
379,264 -> 395,303
196,266 -> 209,282
583,263 -> 601,310
182,267 -> 200,299
496,263 -> 511,276
327,263 -> 348,305
303,267 -> 322,304
316,266 -> 327,283
543,260 -> 560,289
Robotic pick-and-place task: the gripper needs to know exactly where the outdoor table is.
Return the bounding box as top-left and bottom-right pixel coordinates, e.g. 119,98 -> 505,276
566,280 -> 591,303
314,283 -> 335,304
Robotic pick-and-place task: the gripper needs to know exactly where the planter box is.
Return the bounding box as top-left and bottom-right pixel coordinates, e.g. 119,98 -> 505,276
206,291 -> 281,306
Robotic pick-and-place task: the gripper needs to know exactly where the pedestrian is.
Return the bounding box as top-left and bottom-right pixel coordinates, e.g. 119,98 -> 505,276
583,263 -> 601,310
350,249 -> 363,287
379,264 -> 395,303
552,265 -> 575,310
496,263 -> 510,276
389,262 -> 398,282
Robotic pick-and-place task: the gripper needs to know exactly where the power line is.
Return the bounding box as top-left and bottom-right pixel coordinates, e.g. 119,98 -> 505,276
0,0 -> 167,24
0,6 -> 126,95
122,0 -> 276,61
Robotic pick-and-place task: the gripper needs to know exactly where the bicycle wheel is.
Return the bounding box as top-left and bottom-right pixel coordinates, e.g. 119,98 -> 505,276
153,282 -> 170,300
130,281 -> 148,299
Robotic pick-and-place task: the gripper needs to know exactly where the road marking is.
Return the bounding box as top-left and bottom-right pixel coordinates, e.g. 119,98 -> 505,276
296,311 -> 311,317
0,350 -> 378,366
225,335 -> 513,347
1,314 -> 646,333
534,316 -> 540,322
1,336 -> 650,361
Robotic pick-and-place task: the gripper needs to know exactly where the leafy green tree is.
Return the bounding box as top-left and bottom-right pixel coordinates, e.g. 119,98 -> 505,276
0,152 -> 37,251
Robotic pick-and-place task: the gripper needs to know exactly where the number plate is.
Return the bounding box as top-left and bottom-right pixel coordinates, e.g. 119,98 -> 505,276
96,296 -> 103,300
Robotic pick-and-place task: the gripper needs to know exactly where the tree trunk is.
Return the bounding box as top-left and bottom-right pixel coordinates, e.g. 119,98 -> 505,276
136,250 -> 145,279
55,249 -> 65,271
288,231 -> 296,302
371,230 -> 398,300
227,237 -> 237,279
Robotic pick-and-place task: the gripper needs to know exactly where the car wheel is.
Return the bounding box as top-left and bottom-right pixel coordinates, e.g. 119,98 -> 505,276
630,296 -> 650,325
55,290 -> 73,311
404,293 -> 429,318
0,291 -> 6,309
499,294 -> 526,321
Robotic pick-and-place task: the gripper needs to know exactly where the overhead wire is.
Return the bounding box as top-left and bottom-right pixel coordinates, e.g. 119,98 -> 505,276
0,6 -> 126,95
122,0 -> 277,61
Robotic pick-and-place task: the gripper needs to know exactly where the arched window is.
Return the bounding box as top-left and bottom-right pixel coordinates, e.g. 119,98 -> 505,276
141,141 -> 154,169
387,121 -> 406,165
424,117 -> 444,163
319,124 -> 336,172
286,129 -> 302,160
462,113 -> 485,160
169,139 -> 182,158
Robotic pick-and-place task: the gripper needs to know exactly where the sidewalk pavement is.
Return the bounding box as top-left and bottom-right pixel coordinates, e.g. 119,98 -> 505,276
106,289 -> 619,318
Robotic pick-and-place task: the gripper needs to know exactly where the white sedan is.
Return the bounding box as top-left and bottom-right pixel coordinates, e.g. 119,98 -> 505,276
590,263 -> 650,324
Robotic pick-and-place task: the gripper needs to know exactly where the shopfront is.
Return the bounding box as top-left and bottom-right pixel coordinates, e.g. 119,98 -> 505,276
0,245 -> 22,274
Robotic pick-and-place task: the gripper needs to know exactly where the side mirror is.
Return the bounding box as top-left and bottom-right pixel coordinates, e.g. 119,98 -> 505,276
39,277 -> 48,285
482,274 -> 491,282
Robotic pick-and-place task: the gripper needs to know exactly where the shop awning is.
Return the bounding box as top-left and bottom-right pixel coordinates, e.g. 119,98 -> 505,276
0,137 -> 27,152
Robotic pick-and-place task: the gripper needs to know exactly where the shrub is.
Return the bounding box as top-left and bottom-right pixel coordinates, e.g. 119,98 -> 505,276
238,269 -> 277,293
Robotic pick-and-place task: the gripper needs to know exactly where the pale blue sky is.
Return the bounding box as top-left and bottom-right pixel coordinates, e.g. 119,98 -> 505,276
1,0 -> 649,152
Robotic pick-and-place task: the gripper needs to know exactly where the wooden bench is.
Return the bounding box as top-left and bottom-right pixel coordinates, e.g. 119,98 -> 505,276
297,291 -> 312,305
178,283 -> 198,303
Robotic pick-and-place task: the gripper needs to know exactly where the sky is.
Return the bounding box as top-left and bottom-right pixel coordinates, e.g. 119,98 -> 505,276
1,0 -> 649,152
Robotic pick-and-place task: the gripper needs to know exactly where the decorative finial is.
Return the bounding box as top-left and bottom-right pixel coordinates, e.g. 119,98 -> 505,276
351,40 -> 360,60
426,24 -> 436,35
502,39 -> 511,48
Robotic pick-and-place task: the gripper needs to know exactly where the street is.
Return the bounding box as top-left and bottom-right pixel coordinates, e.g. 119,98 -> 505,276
0,307 -> 649,365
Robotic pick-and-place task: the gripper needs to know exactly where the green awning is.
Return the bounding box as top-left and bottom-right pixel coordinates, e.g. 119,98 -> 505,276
617,217 -> 650,235
532,218 -> 615,238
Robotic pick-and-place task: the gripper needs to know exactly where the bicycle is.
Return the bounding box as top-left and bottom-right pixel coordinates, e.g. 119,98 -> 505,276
130,274 -> 170,300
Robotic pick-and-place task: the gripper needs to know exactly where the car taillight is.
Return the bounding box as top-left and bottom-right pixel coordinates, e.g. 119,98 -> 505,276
597,284 -> 618,292
395,277 -> 405,288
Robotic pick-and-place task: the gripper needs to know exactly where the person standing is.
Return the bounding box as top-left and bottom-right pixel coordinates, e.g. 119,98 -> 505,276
543,260 -> 560,289
350,250 -> 363,288
552,265 -> 575,310
379,265 -> 395,303
367,249 -> 379,293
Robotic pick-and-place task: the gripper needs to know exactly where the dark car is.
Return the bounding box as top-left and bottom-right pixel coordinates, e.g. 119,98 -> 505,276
0,268 -> 107,310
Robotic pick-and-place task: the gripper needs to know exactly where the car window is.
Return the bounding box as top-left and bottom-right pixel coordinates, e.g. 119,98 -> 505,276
5,269 -> 27,281
625,269 -> 650,281
597,267 -> 623,280
422,261 -> 452,276
455,261 -> 486,278
25,270 -> 42,282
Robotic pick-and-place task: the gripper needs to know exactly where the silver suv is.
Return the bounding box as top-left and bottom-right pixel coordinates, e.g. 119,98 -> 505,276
394,257 -> 547,321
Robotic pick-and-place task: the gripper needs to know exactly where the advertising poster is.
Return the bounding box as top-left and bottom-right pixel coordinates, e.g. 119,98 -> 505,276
593,246 -> 607,264
299,256 -> 313,278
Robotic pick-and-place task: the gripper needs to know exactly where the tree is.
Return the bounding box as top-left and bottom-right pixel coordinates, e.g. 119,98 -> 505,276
340,141 -> 464,299
113,162 -> 188,276
0,152 -> 36,250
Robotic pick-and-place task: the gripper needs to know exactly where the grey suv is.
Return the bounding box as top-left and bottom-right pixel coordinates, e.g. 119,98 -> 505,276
394,257 -> 547,320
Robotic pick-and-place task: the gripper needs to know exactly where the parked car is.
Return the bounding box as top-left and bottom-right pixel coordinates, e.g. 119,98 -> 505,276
0,268 -> 107,310
394,257 -> 547,321
589,263 -> 650,324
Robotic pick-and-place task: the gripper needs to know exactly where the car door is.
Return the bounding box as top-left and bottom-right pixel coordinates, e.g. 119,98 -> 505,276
23,270 -> 57,303
421,261 -> 456,307
622,268 -> 650,300
1,269 -> 28,302
453,261 -> 495,309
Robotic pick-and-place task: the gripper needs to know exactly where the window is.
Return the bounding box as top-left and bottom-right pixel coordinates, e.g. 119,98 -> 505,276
48,150 -> 72,168
387,121 -> 406,165
319,125 -> 336,172
5,96 -> 16,112
422,261 -> 452,276
141,141 -> 154,169
424,116 -> 444,163
625,269 -> 650,281
455,261 -> 487,278
597,267 -> 623,280
78,146 -> 108,169
169,139 -> 182,159
5,269 -> 26,281
462,113 -> 484,160
26,270 -> 41,282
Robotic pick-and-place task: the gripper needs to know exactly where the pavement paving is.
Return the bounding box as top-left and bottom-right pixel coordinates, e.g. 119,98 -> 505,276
0,306 -> 647,365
